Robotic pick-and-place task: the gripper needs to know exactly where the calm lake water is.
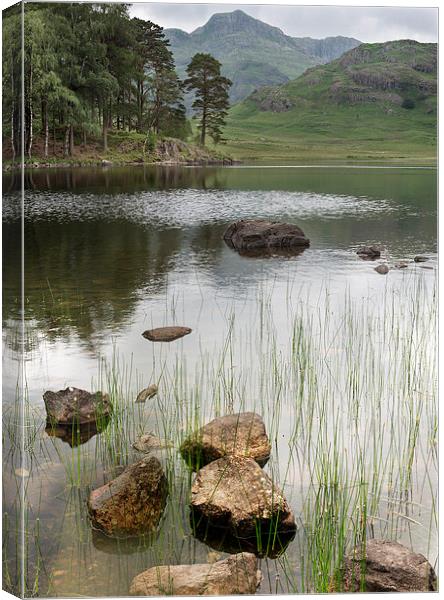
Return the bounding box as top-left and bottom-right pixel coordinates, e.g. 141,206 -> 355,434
2,165 -> 437,596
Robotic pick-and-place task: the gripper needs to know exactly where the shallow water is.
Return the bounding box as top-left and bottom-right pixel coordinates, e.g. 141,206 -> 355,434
2,164 -> 437,596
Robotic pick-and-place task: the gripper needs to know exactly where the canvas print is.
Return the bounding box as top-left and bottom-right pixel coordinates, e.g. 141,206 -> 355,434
2,1 -> 438,597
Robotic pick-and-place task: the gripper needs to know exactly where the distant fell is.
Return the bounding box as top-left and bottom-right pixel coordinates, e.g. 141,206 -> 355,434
224,40 -> 437,162
249,40 -> 437,112
165,9 -> 361,103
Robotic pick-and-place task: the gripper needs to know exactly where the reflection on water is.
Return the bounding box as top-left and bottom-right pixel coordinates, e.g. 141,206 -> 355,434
2,165 -> 437,596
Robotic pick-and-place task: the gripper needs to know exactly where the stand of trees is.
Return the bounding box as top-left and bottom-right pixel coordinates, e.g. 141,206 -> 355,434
2,3 -> 189,160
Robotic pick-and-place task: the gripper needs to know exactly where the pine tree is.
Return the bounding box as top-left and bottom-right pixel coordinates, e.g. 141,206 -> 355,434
184,53 -> 231,146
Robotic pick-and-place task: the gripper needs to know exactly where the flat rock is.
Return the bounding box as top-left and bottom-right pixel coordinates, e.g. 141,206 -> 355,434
343,539 -> 437,592
374,263 -> 389,275
190,455 -> 296,551
414,255 -> 428,263
129,552 -> 261,596
142,326 -> 191,342
223,220 -> 310,254
180,412 -> 271,470
43,387 -> 112,426
133,433 -> 173,452
135,384 -> 158,403
87,456 -> 167,536
356,245 -> 384,259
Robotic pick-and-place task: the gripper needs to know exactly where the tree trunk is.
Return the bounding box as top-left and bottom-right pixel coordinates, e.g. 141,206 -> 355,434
10,52 -> 16,162
83,128 -> 87,146
42,100 -> 48,158
200,105 -> 206,146
64,125 -> 70,157
102,103 -> 108,151
69,124 -> 74,156
53,117 -> 56,155
25,59 -> 33,158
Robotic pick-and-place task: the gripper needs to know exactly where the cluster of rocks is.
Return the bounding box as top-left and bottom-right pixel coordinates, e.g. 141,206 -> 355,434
356,245 -> 431,274
41,221 -> 436,594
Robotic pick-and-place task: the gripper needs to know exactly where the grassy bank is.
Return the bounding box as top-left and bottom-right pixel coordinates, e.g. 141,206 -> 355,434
221,101 -> 437,164
2,131 -> 233,171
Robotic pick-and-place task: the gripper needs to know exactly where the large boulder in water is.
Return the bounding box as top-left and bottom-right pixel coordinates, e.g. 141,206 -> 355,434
190,455 -> 296,555
129,552 -> 261,595
180,412 -> 271,470
343,539 -> 437,592
223,220 -> 310,255
142,326 -> 191,342
43,387 -> 112,426
87,456 -> 168,536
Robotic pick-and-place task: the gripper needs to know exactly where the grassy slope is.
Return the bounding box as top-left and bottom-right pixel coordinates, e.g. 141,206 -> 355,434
222,41 -> 437,163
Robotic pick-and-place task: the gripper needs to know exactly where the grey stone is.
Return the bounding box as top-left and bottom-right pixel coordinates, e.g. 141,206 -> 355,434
129,552 -> 262,596
375,263 -> 389,275
224,220 -> 309,254
87,456 -> 167,536
133,433 -> 173,452
343,539 -> 437,592
135,384 -> 158,403
190,455 -> 296,542
142,326 -> 192,342
356,245 -> 384,259
180,412 -> 271,470
43,387 -> 112,426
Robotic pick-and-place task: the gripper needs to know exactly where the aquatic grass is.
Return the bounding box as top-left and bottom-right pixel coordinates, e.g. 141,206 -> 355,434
2,269 -> 437,595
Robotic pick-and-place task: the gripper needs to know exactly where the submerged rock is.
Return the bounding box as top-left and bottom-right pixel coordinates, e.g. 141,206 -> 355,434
87,456 -> 167,536
356,245 -> 384,259
374,263 -> 389,275
135,384 -> 158,403
414,255 -> 429,263
343,539 -> 437,592
142,326 -> 192,342
45,417 -> 110,447
133,433 -> 173,452
180,412 -> 271,470
190,455 -> 296,555
43,387 -> 112,426
223,220 -> 310,255
129,552 -> 261,596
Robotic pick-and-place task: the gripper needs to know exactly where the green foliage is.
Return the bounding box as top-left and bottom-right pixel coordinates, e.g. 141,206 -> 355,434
184,53 -> 231,145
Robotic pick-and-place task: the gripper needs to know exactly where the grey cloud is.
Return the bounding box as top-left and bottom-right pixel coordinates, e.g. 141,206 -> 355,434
129,3 -> 437,43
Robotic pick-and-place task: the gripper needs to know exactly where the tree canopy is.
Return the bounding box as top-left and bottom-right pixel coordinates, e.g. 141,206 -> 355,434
184,53 -> 231,146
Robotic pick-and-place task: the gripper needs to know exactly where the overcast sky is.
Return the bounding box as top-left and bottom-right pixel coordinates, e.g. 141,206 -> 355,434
129,4 -> 438,43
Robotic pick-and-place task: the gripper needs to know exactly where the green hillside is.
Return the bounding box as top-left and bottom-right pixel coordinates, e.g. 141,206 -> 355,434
223,40 -> 437,163
165,10 -> 360,104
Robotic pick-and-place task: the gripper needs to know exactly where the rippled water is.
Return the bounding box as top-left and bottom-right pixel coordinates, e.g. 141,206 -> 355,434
2,165 -> 437,596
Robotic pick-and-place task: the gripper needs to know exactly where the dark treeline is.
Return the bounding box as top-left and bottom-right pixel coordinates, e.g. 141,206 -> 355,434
3,3 -> 195,160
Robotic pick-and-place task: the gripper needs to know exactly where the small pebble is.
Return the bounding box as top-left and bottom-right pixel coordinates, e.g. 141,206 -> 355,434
135,384 -> 158,403
375,264 -> 389,275
15,468 -> 30,478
